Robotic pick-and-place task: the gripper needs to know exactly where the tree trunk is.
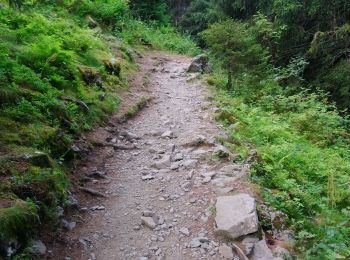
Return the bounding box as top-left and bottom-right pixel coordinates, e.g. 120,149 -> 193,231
227,71 -> 233,91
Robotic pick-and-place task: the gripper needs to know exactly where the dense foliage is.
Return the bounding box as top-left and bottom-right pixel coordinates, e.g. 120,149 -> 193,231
202,14 -> 350,260
176,0 -> 350,110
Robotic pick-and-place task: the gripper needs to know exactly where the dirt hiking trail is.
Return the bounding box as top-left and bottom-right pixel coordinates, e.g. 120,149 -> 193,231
49,52 -> 273,260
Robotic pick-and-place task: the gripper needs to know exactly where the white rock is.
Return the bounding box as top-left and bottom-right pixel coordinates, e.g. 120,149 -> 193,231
170,162 -> 181,170
187,170 -> 194,180
182,159 -> 198,169
141,216 -> 157,229
215,194 -> 258,239
152,156 -> 171,169
189,238 -> 201,248
182,135 -> 206,147
201,172 -> 217,179
142,174 -> 155,181
179,227 -> 190,236
161,130 -> 174,139
173,153 -> 184,161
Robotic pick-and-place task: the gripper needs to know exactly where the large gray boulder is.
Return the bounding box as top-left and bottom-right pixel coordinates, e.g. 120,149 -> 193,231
187,54 -> 209,73
215,194 -> 259,239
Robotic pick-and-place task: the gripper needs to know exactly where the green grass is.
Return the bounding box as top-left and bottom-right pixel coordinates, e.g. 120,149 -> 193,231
210,72 -> 350,259
0,0 -> 199,257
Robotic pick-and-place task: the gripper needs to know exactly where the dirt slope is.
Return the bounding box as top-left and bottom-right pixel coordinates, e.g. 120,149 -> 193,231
48,52 -> 253,260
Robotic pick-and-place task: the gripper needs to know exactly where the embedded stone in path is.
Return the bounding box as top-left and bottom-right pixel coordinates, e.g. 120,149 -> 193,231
215,194 -> 258,239
151,155 -> 171,169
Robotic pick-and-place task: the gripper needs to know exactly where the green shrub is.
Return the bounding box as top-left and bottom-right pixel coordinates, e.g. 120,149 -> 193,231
0,199 -> 39,247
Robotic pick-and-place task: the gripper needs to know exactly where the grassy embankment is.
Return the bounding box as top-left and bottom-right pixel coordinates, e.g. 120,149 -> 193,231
209,65 -> 350,258
0,0 -> 198,257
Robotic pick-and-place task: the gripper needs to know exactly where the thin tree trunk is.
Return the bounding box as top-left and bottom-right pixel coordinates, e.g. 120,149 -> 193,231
227,71 -> 233,91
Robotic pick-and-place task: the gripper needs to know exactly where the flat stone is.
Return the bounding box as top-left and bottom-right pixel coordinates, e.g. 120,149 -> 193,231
142,211 -> 154,217
120,131 -> 139,140
142,174 -> 155,181
189,238 -> 201,248
181,182 -> 191,190
215,187 -> 234,195
191,149 -> 209,160
215,194 -> 258,239
182,159 -> 198,169
201,172 -> 217,179
211,177 -> 237,187
152,156 -> 171,169
91,206 -> 106,211
218,244 -> 234,259
173,153 -> 184,161
179,227 -> 190,236
182,135 -> 206,147
141,216 -> 157,229
161,130 -> 174,139
170,162 -> 181,170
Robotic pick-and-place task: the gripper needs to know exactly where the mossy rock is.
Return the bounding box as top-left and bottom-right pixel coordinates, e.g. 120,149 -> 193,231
103,58 -> 121,76
78,66 -> 103,86
0,198 -> 39,258
215,110 -> 237,124
21,151 -> 52,168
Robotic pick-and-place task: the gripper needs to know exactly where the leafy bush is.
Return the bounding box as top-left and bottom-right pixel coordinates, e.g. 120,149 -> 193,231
0,199 -> 39,252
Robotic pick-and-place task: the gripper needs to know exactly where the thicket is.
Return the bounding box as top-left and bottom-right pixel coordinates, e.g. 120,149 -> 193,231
202,16 -> 350,259
0,0 -> 198,257
177,0 -> 350,110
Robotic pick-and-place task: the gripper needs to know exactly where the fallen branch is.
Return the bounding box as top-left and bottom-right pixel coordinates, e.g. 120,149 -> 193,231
59,96 -> 90,113
232,243 -> 249,260
104,143 -> 136,150
86,171 -> 107,179
79,187 -> 108,198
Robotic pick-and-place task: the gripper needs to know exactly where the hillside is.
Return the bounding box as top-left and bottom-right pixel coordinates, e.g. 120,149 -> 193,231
0,0 -> 198,258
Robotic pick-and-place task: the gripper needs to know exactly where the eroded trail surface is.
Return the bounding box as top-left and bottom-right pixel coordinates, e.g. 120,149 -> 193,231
52,52 -> 255,260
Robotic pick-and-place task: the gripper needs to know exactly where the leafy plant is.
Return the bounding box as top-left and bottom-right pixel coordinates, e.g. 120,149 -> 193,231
201,19 -> 269,89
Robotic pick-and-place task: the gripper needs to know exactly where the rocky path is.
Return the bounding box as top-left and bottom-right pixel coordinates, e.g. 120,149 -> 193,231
49,52 -> 289,260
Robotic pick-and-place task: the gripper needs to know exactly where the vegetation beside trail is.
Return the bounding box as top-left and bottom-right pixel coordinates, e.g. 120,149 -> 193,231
0,0 -> 198,257
2,0 -> 350,259
202,17 -> 350,259
174,1 -> 350,257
